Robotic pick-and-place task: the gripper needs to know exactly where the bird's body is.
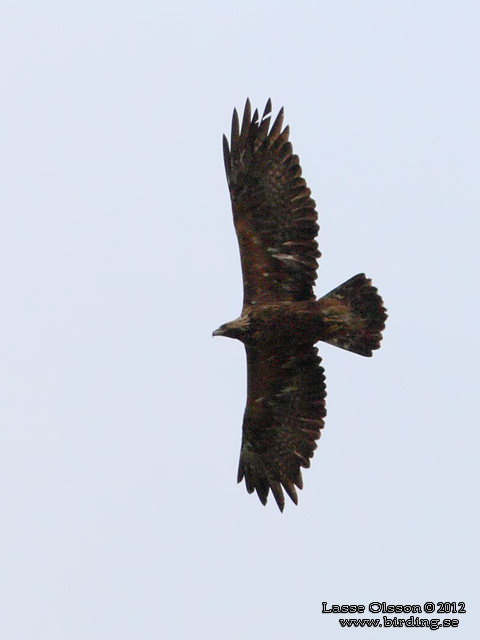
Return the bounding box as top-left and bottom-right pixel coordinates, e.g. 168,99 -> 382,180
214,100 -> 387,511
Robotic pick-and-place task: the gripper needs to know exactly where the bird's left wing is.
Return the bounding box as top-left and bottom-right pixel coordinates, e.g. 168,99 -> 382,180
238,339 -> 326,511
223,99 -> 320,307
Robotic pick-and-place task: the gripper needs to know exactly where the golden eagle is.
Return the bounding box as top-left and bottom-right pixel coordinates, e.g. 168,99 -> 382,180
214,100 -> 387,511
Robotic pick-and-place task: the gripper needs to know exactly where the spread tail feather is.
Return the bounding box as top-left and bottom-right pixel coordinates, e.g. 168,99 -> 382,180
319,273 -> 387,356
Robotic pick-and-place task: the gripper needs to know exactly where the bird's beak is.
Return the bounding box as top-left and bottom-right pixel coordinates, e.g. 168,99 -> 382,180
212,327 -> 223,337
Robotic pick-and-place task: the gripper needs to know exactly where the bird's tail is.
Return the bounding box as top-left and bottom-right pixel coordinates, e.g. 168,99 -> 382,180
318,274 -> 387,356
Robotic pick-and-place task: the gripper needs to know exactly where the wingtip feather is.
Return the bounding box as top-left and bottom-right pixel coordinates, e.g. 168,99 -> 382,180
231,108 -> 239,141
283,481 -> 298,506
222,134 -> 230,167
269,107 -> 285,141
240,99 -> 252,142
270,481 -> 285,512
262,98 -> 272,118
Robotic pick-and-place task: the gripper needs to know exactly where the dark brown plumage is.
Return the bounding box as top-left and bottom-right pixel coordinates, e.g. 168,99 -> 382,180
214,99 -> 387,511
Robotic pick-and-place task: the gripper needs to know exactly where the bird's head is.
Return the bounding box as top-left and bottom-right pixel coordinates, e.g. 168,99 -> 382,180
212,316 -> 249,341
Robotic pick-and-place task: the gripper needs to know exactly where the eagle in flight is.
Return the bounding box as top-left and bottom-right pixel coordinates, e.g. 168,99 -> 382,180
214,100 -> 387,511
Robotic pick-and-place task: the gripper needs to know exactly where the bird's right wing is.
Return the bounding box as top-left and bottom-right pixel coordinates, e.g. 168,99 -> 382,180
238,339 -> 326,511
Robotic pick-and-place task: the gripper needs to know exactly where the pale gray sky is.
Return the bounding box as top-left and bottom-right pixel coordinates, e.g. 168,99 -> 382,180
1,1 -> 478,638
